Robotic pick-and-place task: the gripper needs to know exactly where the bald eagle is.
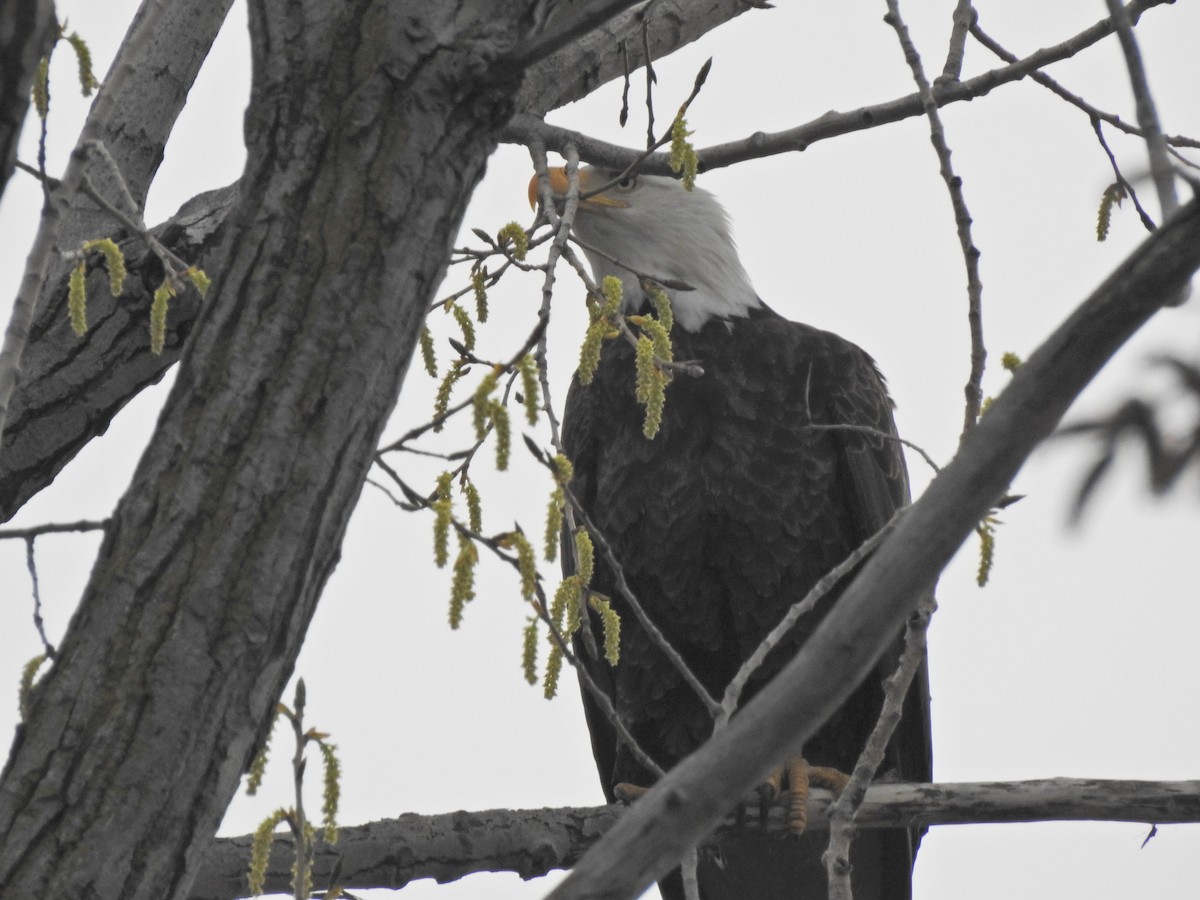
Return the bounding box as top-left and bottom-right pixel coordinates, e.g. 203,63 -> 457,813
538,166 -> 931,900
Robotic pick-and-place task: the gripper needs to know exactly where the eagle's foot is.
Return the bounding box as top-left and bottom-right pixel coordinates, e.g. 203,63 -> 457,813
755,765 -> 787,827
781,756 -> 851,834
613,782 -> 650,804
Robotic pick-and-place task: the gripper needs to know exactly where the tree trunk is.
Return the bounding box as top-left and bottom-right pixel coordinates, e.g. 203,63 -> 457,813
0,1 -> 523,894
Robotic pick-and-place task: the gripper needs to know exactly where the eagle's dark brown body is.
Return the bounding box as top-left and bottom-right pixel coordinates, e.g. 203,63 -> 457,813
562,303 -> 931,900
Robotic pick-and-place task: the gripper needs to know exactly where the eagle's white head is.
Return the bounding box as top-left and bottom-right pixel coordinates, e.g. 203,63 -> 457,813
530,166 -> 763,332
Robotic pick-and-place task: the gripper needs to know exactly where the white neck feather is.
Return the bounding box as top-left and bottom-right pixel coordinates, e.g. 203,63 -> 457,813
570,173 -> 762,332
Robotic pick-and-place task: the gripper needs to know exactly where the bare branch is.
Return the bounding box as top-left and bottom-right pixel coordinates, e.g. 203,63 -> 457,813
968,15 -> 1200,151
1091,117 -> 1158,233
0,518 -> 109,539
1105,0 -> 1179,220
882,0 -> 986,442
24,538 -> 54,658
502,0 -> 1178,173
827,593 -> 935,900
191,778 -> 1200,900
938,0 -> 975,84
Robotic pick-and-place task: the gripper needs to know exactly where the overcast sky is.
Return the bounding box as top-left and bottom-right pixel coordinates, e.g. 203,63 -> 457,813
1,3 -> 1199,898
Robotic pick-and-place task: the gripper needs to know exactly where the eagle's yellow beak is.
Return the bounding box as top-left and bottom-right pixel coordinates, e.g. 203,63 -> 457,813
527,167 -> 629,210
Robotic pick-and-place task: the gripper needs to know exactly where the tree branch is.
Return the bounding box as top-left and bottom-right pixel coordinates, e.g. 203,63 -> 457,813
189,778 -> 1200,899
1105,0 -> 1178,220
502,0 -> 1176,172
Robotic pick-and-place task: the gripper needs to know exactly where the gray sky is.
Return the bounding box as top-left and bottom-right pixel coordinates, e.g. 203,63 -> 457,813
1,3 -> 1199,898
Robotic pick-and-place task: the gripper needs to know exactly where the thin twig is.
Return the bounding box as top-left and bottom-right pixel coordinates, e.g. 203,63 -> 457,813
968,16 -> 1200,150
1092,117 -> 1157,232
25,537 -> 55,658
36,53 -> 50,207
826,592 -> 935,900
0,518 -> 109,539
717,511 -> 904,726
803,423 -> 941,476
559,479 -> 723,720
882,0 -> 986,444
528,142 -> 600,660
539,568 -> 666,781
502,0 -> 1183,172
642,17 -> 656,150
1104,0 -> 1178,220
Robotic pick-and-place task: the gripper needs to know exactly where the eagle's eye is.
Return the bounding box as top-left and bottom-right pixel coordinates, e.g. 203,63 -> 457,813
615,175 -> 638,191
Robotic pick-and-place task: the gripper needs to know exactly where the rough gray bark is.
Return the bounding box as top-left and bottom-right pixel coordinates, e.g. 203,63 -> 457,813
514,0 -> 757,115
0,0 -> 55,197
549,196 -> 1200,899
0,184 -> 236,520
0,0 -> 549,893
189,779 -> 1200,899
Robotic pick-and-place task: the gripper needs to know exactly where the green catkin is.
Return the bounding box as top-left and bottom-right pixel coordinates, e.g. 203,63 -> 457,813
544,454 -> 573,561
976,519 -> 996,587
185,266 -> 211,297
248,809 -> 290,896
669,115 -> 699,190
419,327 -> 437,376
497,221 -> 529,261
18,654 -> 47,721
433,366 -> 464,431
574,529 -> 594,585
64,31 -> 97,94
83,238 -> 126,296
647,282 -> 674,334
68,262 -> 87,335
578,277 -> 625,385
513,531 -> 537,600
518,354 -> 540,425
449,533 -> 478,628
150,280 -> 174,354
490,400 -> 510,471
471,268 -> 488,323
432,472 -> 454,567
542,640 -> 563,699
318,740 -> 340,843
450,301 -> 476,351
464,481 -> 482,533
521,618 -> 539,685
544,486 -> 564,562
590,596 -> 622,665
472,369 -> 499,440
245,714 -> 276,795
634,335 -> 665,438
1096,183 -> 1125,242
32,57 -> 49,118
